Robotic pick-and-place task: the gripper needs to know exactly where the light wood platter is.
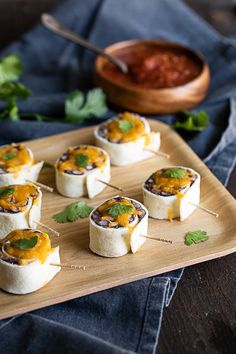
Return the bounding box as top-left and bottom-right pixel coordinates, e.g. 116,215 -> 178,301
0,120 -> 235,320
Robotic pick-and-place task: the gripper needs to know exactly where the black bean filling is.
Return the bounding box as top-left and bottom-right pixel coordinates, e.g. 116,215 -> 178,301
0,197 -> 30,213
91,196 -> 146,228
0,247 -> 20,265
144,170 -> 196,196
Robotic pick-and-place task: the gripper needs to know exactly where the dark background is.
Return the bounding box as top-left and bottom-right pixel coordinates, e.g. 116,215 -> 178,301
0,1 -> 235,353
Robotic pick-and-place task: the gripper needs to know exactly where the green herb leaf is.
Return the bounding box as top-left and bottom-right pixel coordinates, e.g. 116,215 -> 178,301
0,187 -> 15,199
0,55 -> 22,84
185,230 -> 208,246
0,82 -> 31,121
118,120 -> 134,132
65,88 -> 108,124
173,111 -> 209,132
42,162 -> 54,169
11,236 -> 38,250
53,201 -> 93,223
163,168 -> 186,179
108,203 -> 134,218
0,82 -> 31,100
3,152 -> 17,160
75,154 -> 89,168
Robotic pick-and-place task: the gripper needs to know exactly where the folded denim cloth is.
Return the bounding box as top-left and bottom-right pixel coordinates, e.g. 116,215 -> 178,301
0,1 -> 235,354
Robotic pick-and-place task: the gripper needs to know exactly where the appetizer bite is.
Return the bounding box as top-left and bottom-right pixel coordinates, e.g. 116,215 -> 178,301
0,229 -> 60,294
143,166 -> 200,221
0,143 -> 43,186
55,145 -> 110,198
89,196 -> 148,257
94,112 -> 160,166
0,184 -> 42,240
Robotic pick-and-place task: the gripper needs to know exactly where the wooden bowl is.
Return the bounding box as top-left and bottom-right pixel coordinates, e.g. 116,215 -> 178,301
95,39 -> 210,114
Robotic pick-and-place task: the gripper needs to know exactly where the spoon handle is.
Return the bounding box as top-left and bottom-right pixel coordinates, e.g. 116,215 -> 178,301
41,14 -> 128,74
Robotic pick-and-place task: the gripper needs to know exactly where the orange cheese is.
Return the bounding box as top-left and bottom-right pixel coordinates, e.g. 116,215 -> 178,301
0,143 -> 33,173
106,112 -> 149,143
4,229 -> 52,265
56,145 -> 107,173
152,170 -> 192,195
98,198 -> 141,228
167,208 -> 173,222
0,184 -> 39,212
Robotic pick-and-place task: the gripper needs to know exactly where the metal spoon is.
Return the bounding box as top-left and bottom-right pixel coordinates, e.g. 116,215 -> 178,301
41,14 -> 128,74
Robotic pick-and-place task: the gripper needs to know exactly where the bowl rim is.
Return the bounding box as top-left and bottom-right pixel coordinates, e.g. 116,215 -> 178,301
95,39 -> 210,94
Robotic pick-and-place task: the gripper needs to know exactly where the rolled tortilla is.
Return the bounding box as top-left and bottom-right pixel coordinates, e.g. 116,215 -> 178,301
143,166 -> 200,221
0,184 -> 42,240
89,196 -> 148,257
0,229 -> 60,294
55,145 -> 111,198
0,143 -> 43,186
94,112 -> 161,166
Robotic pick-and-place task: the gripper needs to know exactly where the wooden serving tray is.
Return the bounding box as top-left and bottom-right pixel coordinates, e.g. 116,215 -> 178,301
0,120 -> 236,320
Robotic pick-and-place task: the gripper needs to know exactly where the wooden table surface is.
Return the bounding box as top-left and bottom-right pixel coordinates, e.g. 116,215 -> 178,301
0,1 -> 235,353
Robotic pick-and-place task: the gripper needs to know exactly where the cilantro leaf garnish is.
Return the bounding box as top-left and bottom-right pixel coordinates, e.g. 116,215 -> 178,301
185,230 -> 208,246
75,154 -> 89,168
108,203 -> 134,218
173,111 -> 209,132
118,120 -> 134,133
0,54 -> 108,123
0,187 -> 15,199
0,81 -> 31,121
53,201 -> 93,223
0,55 -> 22,84
65,88 -> 108,124
163,168 -> 185,179
3,152 -> 17,160
10,236 -> 38,250
42,162 -> 54,169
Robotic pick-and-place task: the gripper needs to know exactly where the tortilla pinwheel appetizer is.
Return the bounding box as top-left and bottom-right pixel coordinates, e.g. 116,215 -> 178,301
143,166 -> 200,221
94,112 -> 161,166
0,143 -> 43,186
0,184 -> 42,240
55,145 -> 110,198
89,196 -> 148,257
0,229 -> 60,294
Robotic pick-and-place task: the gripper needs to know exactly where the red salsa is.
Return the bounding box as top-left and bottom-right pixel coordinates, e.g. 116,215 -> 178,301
101,45 -> 202,89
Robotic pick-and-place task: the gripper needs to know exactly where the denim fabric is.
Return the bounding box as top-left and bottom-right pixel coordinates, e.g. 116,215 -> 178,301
0,1 -> 235,353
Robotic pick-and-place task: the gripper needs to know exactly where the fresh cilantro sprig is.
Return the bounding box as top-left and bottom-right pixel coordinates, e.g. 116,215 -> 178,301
53,201 -> 93,223
3,152 -> 17,160
10,236 -> 38,250
0,187 -> 15,199
65,88 -> 108,124
118,120 -> 134,133
108,203 -> 134,218
185,230 -> 208,246
163,168 -> 185,179
0,55 -> 31,121
75,154 -> 89,168
173,111 -> 209,132
0,54 -> 108,123
0,55 -> 22,84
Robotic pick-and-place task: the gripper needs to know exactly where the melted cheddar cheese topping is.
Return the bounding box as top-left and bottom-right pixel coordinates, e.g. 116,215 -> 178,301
106,112 -> 150,143
97,198 -> 141,228
0,143 -> 33,173
0,184 -> 40,212
151,169 -> 192,195
56,145 -> 107,173
4,229 -> 52,265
